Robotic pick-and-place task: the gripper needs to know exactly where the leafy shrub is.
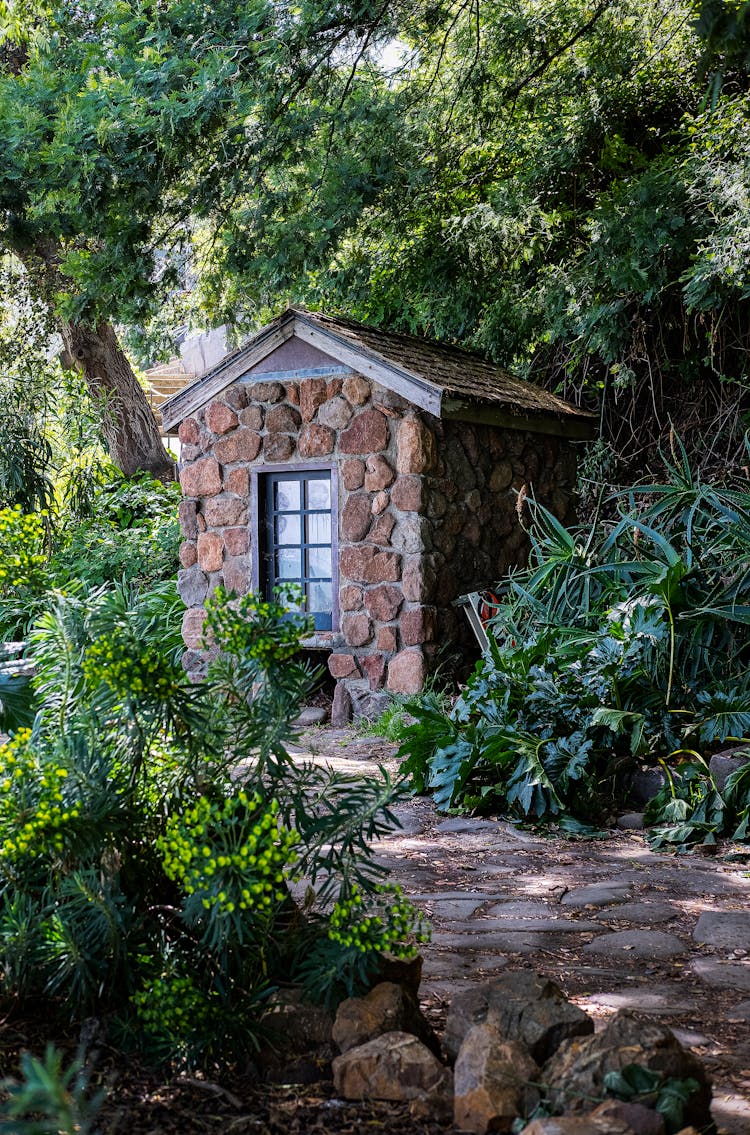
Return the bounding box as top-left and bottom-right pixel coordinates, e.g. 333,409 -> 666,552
399,440 -> 750,835
0,582 -> 421,1068
0,507 -> 51,638
50,472 -> 180,592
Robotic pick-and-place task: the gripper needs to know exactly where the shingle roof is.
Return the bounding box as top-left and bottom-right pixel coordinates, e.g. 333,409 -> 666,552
160,306 -> 595,434
297,309 -> 589,422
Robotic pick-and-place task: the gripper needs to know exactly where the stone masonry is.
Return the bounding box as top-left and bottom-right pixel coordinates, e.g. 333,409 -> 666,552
176,371 -> 577,717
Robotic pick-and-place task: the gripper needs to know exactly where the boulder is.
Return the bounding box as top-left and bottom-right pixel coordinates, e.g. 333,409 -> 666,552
332,1030 -> 449,1101
453,1027 -> 539,1134
542,1011 -> 712,1130
333,981 -> 438,1056
709,748 -> 750,792
445,972 -> 593,1064
260,989 -> 336,1084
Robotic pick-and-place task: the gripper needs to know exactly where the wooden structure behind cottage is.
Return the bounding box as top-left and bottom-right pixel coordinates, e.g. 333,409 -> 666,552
161,308 -> 595,720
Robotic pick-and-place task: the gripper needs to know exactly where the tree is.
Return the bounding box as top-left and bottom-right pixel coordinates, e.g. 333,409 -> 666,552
0,0 -> 420,476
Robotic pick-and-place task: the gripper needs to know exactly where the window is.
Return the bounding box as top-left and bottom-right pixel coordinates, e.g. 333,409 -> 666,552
260,469 -> 335,630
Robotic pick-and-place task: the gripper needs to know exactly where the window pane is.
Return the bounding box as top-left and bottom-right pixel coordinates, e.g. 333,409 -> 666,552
308,546 -> 332,579
308,581 -> 332,614
277,548 -> 301,579
306,477 -> 330,509
276,481 -> 300,511
307,512 -> 331,544
277,514 -> 301,545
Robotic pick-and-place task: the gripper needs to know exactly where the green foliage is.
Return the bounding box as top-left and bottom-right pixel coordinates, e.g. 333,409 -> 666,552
366,687 -> 453,743
0,581 -> 414,1068
399,448 -> 750,831
0,1044 -> 104,1135
604,1063 -> 700,1133
49,472 -> 180,592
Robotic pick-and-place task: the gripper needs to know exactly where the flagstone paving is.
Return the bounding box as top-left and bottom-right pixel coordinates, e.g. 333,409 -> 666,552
294,726 -> 750,1134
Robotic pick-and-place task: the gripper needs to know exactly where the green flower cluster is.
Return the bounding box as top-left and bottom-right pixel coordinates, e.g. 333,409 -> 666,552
204,586 -> 313,665
158,791 -> 298,917
82,633 -> 180,701
328,884 -> 430,959
0,506 -> 47,592
0,729 -> 80,864
132,965 -> 213,1040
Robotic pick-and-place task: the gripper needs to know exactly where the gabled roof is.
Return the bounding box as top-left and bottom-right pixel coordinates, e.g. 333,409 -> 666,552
160,307 -> 596,439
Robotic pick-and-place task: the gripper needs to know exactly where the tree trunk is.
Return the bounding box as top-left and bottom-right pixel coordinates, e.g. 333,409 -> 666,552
13,239 -> 175,481
61,320 -> 176,480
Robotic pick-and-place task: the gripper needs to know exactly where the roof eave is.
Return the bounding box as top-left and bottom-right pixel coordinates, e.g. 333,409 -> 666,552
441,396 -> 598,440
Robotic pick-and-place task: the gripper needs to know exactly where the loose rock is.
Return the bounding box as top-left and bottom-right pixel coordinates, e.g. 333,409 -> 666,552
332,981 -> 438,1056
445,972 -> 593,1064
453,1026 -> 539,1134
332,1030 -> 449,1101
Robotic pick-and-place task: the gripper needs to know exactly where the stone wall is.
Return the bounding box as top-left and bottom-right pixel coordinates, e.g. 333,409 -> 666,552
175,370 -> 577,716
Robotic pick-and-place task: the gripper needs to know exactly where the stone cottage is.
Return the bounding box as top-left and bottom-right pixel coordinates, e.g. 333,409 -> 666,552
160,308 -> 595,720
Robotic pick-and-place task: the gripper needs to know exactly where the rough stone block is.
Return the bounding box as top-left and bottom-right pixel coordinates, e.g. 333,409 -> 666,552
367,512 -> 396,546
340,585 -> 364,611
182,606 -> 207,649
222,384 -> 248,411
286,383 -> 299,405
371,490 -> 389,515
178,566 -> 209,608
197,531 -> 224,573
203,495 -> 247,527
487,460 -> 512,492
223,526 -> 250,556
247,380 -> 285,403
391,475 -> 422,511
223,466 -> 250,496
327,376 -> 344,399
298,423 -> 334,457
401,607 -> 436,646
205,401 -> 238,435
331,680 -> 353,725
342,612 -> 373,647
342,494 -> 372,542
214,429 -> 261,465
387,650 -> 425,695
709,750 -> 750,792
397,419 -> 436,474
402,559 -> 429,602
342,459 -> 365,490
179,499 -> 199,540
340,546 -> 401,584
222,557 -> 250,596
179,541 -> 197,568
300,377 -> 328,421
342,375 -> 371,405
266,404 -> 302,433
364,455 -> 395,492
340,408 -> 388,454
180,457 -> 222,497
264,434 -> 295,462
392,515 -> 425,554
328,653 -> 361,679
239,405 -> 264,430
377,626 -> 398,652
365,584 -> 403,622
178,418 -> 199,445
361,652 -> 386,690
453,1027 -> 539,1134
318,395 -> 354,430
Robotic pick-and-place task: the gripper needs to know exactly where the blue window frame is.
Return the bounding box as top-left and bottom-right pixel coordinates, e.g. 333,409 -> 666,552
262,470 -> 334,630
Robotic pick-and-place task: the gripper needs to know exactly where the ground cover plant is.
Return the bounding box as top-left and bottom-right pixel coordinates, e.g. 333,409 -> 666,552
399,438 -> 750,847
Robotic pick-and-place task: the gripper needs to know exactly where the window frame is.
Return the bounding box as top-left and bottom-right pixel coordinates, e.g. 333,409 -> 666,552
250,462 -> 339,632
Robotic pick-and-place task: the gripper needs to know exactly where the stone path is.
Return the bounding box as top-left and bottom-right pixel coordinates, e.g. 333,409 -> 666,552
294,727 -> 750,1135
